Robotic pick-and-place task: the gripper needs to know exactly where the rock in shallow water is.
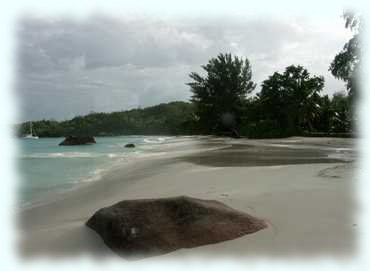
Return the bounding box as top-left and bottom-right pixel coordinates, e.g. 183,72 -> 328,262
124,143 -> 135,148
59,136 -> 96,146
86,196 -> 267,258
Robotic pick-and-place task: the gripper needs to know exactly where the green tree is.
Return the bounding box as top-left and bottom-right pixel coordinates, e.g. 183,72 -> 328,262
329,92 -> 351,132
329,12 -> 360,97
313,95 -> 332,132
258,65 -> 324,135
187,53 -> 256,135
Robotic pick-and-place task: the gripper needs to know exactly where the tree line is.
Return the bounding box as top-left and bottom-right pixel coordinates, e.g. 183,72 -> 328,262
16,102 -> 195,137
17,13 -> 358,138
187,12 -> 358,138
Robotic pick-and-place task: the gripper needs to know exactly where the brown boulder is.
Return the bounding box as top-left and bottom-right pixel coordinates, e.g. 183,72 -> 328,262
86,196 -> 267,258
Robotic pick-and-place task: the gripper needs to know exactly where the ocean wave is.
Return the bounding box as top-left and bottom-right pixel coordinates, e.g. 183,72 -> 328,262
143,137 -> 171,144
20,152 -> 132,159
71,167 -> 107,184
21,152 -> 94,159
135,151 -> 167,158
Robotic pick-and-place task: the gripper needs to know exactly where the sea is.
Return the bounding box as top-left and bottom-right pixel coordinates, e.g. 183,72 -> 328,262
17,136 -> 174,208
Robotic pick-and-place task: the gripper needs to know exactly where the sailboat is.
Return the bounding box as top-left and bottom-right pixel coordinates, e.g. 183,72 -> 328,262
23,121 -> 39,139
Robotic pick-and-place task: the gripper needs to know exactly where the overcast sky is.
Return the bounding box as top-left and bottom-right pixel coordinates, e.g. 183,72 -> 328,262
16,14 -> 352,121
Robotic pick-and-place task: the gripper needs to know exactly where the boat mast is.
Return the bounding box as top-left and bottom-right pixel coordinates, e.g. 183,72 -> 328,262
30,121 -> 33,136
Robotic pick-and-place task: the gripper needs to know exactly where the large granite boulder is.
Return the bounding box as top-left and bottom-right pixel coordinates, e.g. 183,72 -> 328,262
86,196 -> 267,258
59,136 -> 96,146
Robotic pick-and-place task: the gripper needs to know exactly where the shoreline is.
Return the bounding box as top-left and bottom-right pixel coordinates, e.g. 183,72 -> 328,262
19,136 -> 357,258
18,136 -> 221,211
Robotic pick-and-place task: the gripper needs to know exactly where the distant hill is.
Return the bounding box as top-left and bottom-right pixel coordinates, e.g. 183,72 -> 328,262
17,101 -> 196,137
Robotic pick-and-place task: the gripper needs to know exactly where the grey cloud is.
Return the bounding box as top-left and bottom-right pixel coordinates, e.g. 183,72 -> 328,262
16,15 -> 349,121
18,17 -> 210,73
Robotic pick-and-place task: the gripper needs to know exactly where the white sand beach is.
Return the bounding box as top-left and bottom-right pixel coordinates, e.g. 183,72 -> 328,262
19,136 -> 357,259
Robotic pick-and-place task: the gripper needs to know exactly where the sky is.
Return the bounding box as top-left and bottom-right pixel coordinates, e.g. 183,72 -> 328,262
16,14 -> 352,121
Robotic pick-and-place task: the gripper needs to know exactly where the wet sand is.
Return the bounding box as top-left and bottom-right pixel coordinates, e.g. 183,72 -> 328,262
18,136 -> 357,259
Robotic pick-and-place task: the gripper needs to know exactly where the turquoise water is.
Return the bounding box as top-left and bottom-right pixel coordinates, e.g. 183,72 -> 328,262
17,136 -> 172,207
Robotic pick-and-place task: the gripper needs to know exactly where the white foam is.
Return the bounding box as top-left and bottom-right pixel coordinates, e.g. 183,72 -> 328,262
21,152 -> 94,159
143,139 -> 161,144
21,151 -> 135,159
143,136 -> 172,144
73,167 -> 107,184
135,151 -> 168,158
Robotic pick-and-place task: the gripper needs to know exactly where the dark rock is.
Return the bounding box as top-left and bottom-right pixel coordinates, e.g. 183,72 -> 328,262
86,196 -> 267,258
231,128 -> 241,138
59,136 -> 96,146
124,143 -> 135,148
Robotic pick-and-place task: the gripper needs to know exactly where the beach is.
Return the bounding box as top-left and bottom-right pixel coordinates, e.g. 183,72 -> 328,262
18,136 -> 357,258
